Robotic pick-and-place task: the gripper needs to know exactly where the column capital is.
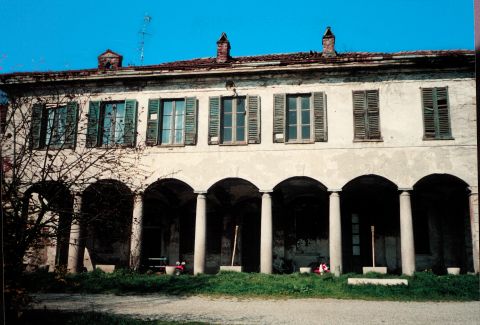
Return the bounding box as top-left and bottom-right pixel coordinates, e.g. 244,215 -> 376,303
260,189 -> 273,194
328,189 -> 342,194
468,186 -> 478,195
133,190 -> 144,196
194,190 -> 207,195
399,188 -> 413,192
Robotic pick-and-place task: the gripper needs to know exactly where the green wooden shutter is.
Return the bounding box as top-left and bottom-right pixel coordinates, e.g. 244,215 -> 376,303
313,92 -> 327,142
86,101 -> 100,147
31,103 -> 45,149
146,99 -> 160,146
273,94 -> 285,143
64,102 -> 78,149
185,97 -> 197,145
247,95 -> 260,144
353,91 -> 367,140
208,96 -> 220,144
366,90 -> 380,139
435,87 -> 451,138
421,88 -> 436,139
123,99 -> 138,147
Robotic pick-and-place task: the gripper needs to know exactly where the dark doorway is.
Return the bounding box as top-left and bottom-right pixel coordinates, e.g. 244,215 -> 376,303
341,175 -> 399,274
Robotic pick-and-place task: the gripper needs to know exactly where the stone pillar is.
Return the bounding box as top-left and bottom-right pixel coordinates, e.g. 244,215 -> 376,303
260,191 -> 273,274
67,193 -> 84,273
399,190 -> 415,276
194,192 -> 207,275
129,192 -> 144,270
329,190 -> 342,276
469,188 -> 479,274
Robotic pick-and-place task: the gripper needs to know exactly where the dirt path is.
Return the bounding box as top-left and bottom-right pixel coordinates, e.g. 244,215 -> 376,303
32,293 -> 479,325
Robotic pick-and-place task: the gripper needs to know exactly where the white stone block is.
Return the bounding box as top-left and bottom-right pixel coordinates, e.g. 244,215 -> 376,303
363,266 -> 387,274
165,266 -> 177,275
220,266 -> 242,272
96,265 -> 115,273
447,267 -> 460,275
347,278 -> 408,286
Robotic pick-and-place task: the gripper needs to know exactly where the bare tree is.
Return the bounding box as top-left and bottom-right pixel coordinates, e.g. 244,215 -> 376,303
1,82 -> 149,317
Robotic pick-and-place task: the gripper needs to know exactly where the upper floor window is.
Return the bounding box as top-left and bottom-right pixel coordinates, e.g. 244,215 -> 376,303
273,92 -> 327,143
352,90 -> 381,141
421,87 -> 452,140
30,102 -> 78,149
146,97 -> 197,146
86,100 -> 137,147
208,95 -> 260,145
222,97 -> 246,143
287,94 -> 311,142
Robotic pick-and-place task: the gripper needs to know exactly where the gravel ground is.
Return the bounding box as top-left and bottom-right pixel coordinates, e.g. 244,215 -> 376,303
32,293 -> 480,325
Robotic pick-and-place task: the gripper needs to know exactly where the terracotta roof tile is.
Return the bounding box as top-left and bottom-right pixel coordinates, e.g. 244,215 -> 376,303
0,50 -> 474,83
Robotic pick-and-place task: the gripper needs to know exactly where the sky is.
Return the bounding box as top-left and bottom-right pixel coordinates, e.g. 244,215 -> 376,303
0,0 -> 475,73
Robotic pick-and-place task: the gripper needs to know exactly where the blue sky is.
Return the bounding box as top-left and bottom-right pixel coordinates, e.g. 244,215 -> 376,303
0,0 -> 474,73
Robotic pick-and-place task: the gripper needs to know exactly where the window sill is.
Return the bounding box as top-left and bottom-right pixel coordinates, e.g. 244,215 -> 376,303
95,144 -> 136,149
353,138 -> 383,143
219,142 -> 248,146
285,140 -> 315,144
34,147 -> 73,151
158,144 -> 186,148
422,136 -> 455,141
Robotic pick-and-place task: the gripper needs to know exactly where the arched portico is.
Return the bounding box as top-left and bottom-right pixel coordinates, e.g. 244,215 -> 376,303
23,181 -> 72,271
272,177 -> 329,273
81,179 -> 133,269
341,175 -> 400,273
142,179 -> 196,272
412,174 -> 474,273
205,178 -> 261,273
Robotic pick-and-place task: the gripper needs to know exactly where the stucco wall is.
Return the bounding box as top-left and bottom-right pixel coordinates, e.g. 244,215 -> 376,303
64,71 -> 477,192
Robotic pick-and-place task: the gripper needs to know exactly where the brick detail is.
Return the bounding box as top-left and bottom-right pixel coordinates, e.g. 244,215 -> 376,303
216,32 -> 231,63
98,49 -> 123,70
322,27 -> 336,58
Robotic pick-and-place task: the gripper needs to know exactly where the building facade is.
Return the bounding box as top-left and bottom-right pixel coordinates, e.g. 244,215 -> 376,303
1,28 -> 478,275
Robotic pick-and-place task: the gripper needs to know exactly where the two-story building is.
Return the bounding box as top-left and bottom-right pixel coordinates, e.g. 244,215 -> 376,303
1,27 -> 478,275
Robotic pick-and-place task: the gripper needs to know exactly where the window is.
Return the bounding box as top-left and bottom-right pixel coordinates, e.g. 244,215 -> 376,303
208,95 -> 260,145
86,100 -> 137,147
30,102 -> 78,149
287,95 -> 311,142
146,97 -> 197,146
351,214 -> 360,256
421,87 -> 452,140
352,90 -> 381,141
222,97 -> 246,143
273,92 -> 326,143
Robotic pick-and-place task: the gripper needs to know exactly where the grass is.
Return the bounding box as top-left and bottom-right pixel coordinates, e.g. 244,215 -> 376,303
18,309 -> 209,325
21,269 -> 480,301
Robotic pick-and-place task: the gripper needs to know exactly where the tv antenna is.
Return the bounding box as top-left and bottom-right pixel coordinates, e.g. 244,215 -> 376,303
139,14 -> 152,65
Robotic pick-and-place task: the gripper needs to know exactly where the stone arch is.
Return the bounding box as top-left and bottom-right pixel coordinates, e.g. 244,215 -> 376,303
272,176 -> 329,273
142,178 -> 196,272
341,174 -> 400,273
412,173 -> 473,273
206,177 -> 261,273
81,179 -> 133,269
23,181 -> 72,271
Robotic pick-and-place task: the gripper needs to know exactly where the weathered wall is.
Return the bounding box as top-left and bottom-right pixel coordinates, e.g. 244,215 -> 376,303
13,67 -> 478,272
62,71 -> 476,193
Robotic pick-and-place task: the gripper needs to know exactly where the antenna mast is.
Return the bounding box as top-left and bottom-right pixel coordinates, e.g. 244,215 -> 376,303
139,14 -> 152,65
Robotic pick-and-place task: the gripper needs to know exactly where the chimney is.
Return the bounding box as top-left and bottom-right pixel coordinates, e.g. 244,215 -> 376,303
216,32 -> 231,63
322,27 -> 336,57
98,49 -> 123,70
